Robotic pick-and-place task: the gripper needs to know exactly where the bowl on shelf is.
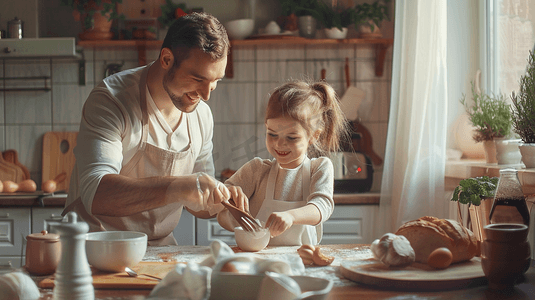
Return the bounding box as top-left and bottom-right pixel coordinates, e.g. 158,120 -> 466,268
224,19 -> 255,40
86,231 -> 147,272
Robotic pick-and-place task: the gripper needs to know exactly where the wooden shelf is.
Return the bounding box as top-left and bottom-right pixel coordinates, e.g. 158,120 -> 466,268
78,38 -> 394,78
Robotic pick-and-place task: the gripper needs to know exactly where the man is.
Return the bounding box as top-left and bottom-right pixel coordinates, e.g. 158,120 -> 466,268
63,13 -> 237,245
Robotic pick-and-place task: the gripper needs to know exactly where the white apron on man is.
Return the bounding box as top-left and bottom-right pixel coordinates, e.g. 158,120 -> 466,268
63,67 -> 197,246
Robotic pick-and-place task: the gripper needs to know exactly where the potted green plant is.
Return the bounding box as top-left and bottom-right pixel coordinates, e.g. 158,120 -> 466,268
460,81 -> 513,163
158,0 -> 187,29
315,1 -> 357,39
354,0 -> 390,38
450,176 -> 499,241
60,0 -> 124,40
279,0 -> 322,38
511,50 -> 535,168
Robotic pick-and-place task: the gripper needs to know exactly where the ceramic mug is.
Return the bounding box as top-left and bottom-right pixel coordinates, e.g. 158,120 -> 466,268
25,230 -> 61,275
480,223 -> 531,290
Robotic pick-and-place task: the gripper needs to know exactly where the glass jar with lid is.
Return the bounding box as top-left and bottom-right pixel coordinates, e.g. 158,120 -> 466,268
489,168 -> 530,226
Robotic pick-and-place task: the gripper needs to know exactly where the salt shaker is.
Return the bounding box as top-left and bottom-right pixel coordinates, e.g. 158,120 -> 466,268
53,212 -> 94,300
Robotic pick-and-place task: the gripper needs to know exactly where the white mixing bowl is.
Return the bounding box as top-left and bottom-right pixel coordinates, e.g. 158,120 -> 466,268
234,226 -> 270,252
224,19 -> 255,40
86,231 -> 147,272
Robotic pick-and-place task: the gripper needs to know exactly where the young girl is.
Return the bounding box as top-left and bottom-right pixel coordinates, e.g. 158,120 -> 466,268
217,80 -> 349,246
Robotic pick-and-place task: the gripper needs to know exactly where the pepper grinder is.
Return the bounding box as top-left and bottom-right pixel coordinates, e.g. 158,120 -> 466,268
53,212 -> 94,300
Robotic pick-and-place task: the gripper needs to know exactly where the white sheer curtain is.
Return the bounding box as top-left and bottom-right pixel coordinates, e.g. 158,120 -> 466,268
376,0 -> 449,236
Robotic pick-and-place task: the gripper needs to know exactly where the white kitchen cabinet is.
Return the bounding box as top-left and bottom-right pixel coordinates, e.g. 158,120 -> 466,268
31,207 -> 65,234
196,218 -> 236,246
320,205 -> 377,245
195,205 -> 378,246
173,209 -> 196,245
0,208 -> 30,270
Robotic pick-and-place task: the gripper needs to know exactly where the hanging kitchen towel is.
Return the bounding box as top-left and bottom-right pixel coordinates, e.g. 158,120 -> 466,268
0,272 -> 40,300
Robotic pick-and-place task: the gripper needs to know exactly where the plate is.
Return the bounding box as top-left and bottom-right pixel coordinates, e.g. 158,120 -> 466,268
340,257 -> 487,291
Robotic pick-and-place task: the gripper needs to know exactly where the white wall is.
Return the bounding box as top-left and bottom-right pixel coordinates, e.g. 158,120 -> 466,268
0,0 -> 38,38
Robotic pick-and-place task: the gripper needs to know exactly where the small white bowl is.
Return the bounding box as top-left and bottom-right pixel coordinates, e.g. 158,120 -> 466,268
224,19 -> 255,40
86,231 -> 147,272
234,226 -> 270,252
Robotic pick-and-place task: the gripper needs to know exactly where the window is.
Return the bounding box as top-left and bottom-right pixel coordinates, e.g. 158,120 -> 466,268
484,0 -> 535,97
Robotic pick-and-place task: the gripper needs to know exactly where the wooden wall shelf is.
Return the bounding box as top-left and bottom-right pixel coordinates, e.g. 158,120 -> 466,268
78,38 -> 394,78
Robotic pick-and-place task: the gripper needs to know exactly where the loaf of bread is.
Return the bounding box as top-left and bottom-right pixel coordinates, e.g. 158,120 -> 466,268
395,216 -> 478,264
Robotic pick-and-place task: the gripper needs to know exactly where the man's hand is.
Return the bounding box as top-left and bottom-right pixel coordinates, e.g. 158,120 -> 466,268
225,185 -> 249,212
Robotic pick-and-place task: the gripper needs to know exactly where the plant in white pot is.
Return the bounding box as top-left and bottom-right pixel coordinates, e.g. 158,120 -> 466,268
511,50 -> 535,168
460,82 -> 512,164
354,0 -> 390,38
278,0 -> 321,38
315,1 -> 357,39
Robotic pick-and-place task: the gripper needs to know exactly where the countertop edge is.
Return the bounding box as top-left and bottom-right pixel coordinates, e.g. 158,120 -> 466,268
0,193 -> 380,207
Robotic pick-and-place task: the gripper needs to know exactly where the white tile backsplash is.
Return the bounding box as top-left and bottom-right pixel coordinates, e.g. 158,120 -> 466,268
212,124 -> 259,174
52,84 -> 94,124
0,126 -> 4,150
257,45 -> 305,60
0,43 -> 391,192
256,60 -> 306,82
209,82 -> 256,123
52,60 -> 94,84
5,91 -> 52,124
224,61 -> 255,82
5,125 -> 52,174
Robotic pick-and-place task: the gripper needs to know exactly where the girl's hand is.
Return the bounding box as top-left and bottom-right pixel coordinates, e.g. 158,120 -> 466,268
226,185 -> 249,213
266,212 -> 295,238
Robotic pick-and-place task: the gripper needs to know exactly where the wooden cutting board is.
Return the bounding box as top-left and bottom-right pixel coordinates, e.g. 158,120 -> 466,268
340,257 -> 487,291
3,149 -> 30,180
39,261 -> 182,289
42,132 -> 78,192
0,152 -> 25,183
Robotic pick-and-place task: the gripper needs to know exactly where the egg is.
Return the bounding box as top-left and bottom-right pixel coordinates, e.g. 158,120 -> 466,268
17,179 -> 37,192
427,247 -> 453,269
3,181 -> 18,193
0,180 -> 3,193
42,180 -> 57,193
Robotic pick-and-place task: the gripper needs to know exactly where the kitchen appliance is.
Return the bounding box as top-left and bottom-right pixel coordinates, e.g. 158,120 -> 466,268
0,38 -> 77,58
331,151 -> 373,193
331,121 -> 376,193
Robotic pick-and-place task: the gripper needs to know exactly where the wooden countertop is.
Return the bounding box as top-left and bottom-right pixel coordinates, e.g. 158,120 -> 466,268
31,244 -> 534,300
0,193 -> 380,207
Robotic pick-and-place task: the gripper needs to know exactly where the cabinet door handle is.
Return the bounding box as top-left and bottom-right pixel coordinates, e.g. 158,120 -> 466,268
50,214 -> 64,220
0,213 -> 9,218
0,261 -> 13,268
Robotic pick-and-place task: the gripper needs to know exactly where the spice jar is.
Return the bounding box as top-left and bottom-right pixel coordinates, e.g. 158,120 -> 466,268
25,230 -> 61,275
7,17 -> 23,39
489,168 -> 530,226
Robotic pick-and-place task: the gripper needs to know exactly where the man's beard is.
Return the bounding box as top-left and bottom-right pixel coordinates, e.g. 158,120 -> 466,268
162,68 -> 199,113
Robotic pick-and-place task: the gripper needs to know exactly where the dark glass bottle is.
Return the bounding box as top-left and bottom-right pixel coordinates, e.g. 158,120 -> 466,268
489,168 -> 530,226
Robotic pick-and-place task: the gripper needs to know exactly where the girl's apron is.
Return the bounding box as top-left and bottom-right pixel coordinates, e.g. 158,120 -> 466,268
256,158 -> 320,246
63,66 -> 197,246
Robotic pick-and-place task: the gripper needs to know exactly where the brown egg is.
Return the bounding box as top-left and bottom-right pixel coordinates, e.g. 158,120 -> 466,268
0,180 -> 3,193
42,180 -> 57,193
3,180 -> 19,193
427,247 -> 453,269
18,179 -> 37,192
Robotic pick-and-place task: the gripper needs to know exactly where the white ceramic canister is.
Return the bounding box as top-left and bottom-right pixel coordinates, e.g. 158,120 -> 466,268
494,138 -> 522,165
